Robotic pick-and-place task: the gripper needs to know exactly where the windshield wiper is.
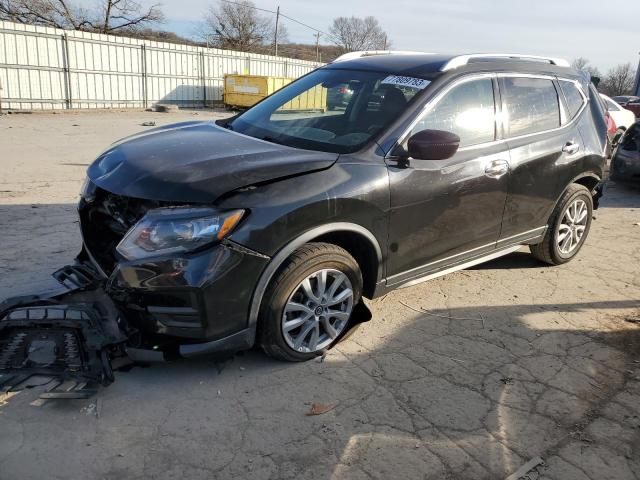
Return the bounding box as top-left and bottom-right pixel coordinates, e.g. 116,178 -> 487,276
261,136 -> 284,145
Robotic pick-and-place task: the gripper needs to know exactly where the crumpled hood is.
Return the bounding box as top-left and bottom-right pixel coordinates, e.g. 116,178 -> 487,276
87,121 -> 338,203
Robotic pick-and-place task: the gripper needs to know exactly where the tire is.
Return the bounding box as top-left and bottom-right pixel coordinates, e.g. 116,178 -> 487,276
530,183 -> 593,265
258,242 -> 363,362
612,127 -> 625,148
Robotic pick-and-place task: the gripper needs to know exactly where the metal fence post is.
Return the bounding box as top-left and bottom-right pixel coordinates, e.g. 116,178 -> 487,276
200,51 -> 207,108
141,44 -> 148,109
61,34 -> 72,109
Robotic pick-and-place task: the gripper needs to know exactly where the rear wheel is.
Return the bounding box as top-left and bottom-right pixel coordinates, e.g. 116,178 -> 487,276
530,183 -> 593,265
258,243 -> 362,362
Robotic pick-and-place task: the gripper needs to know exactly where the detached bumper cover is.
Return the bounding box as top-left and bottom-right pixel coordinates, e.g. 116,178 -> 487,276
0,292 -> 127,398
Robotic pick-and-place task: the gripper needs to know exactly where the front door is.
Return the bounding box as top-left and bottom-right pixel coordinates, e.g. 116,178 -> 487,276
385,74 -> 509,286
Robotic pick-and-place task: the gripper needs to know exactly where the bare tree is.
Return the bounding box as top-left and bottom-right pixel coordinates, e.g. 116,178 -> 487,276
0,0 -> 163,33
94,0 -> 163,34
201,0 -> 285,53
571,57 -> 589,70
0,0 -> 87,29
328,16 -> 388,53
570,57 -> 602,85
599,63 -> 636,97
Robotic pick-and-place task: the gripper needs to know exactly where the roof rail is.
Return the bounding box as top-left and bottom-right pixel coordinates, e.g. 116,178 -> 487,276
332,50 -> 433,63
440,53 -> 570,71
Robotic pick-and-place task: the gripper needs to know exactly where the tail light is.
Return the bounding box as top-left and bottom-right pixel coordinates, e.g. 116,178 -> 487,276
605,112 -> 617,135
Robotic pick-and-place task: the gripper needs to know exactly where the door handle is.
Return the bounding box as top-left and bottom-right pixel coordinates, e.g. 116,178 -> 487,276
484,159 -> 509,179
562,141 -> 580,155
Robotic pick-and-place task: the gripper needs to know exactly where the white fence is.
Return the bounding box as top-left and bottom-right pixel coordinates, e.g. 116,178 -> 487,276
0,21 -> 322,110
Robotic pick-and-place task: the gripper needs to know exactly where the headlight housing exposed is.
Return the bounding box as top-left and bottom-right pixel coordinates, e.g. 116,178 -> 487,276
116,207 -> 245,260
79,176 -> 96,202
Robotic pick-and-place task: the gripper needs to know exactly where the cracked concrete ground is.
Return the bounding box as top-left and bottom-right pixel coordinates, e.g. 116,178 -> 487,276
1,110 -> 639,480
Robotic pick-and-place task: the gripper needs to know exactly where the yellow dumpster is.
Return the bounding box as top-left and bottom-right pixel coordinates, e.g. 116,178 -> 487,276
223,74 -> 326,111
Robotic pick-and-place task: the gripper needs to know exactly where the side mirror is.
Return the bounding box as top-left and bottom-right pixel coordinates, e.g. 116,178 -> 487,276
407,129 -> 460,160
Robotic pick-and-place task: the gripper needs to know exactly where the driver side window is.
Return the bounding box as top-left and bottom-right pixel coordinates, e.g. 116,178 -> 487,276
411,78 -> 496,148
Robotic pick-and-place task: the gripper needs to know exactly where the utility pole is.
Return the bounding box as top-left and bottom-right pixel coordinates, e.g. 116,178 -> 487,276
383,34 -> 387,50
635,51 -> 640,96
315,32 -> 320,62
274,5 -> 280,56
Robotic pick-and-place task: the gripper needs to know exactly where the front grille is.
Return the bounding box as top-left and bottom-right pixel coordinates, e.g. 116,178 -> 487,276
78,187 -> 170,274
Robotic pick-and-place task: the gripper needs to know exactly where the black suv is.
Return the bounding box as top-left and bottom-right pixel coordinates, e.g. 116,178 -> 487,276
78,52 -> 607,361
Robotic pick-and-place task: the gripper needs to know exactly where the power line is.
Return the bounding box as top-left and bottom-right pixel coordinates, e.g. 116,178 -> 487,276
218,0 -> 340,46
278,11 -> 339,43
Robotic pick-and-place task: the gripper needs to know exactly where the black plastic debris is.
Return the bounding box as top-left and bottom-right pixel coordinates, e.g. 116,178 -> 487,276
0,303 -> 125,399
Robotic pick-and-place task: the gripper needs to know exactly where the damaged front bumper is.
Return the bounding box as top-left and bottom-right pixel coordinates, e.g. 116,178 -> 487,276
104,239 -> 269,345
0,238 -> 269,397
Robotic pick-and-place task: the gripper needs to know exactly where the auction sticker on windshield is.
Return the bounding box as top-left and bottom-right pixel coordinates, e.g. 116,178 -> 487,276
381,75 -> 430,90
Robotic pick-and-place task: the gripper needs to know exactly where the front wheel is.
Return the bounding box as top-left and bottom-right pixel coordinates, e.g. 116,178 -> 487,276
258,243 -> 363,362
530,183 -> 593,265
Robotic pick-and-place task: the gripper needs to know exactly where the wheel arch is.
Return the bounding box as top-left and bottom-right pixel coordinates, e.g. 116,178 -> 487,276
542,174 -> 602,226
572,173 -> 601,193
311,230 -> 379,299
247,223 -> 383,331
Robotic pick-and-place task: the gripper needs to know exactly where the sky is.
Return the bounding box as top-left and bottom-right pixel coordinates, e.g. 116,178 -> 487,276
144,0 -> 640,72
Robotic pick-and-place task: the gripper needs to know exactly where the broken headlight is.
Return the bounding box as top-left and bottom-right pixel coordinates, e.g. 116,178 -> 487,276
116,207 -> 244,260
79,176 -> 97,202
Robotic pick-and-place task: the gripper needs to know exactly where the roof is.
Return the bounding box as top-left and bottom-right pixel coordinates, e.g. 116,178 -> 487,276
325,53 -> 453,77
325,52 -> 575,78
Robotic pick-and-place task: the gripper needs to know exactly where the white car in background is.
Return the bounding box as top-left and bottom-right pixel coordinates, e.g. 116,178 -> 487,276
600,93 -> 636,145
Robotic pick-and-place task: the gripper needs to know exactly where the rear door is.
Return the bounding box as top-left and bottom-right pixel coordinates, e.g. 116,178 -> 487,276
385,74 -> 510,285
498,75 -> 585,247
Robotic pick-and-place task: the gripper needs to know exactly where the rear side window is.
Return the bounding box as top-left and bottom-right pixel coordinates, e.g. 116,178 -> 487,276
603,97 -> 620,111
559,80 -> 586,117
411,78 -> 496,148
500,77 -> 560,137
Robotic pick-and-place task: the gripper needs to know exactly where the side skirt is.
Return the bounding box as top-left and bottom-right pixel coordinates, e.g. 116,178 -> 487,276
385,244 -> 524,292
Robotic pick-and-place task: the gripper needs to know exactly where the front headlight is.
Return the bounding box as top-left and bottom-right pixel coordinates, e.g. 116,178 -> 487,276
116,207 -> 245,260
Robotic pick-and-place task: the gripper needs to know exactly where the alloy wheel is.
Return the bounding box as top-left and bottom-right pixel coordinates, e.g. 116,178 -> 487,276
557,198 -> 588,254
281,269 -> 353,353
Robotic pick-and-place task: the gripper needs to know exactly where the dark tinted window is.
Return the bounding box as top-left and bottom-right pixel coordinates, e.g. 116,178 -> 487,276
411,78 -> 496,148
501,77 -> 560,137
620,123 -> 639,151
559,80 -> 586,118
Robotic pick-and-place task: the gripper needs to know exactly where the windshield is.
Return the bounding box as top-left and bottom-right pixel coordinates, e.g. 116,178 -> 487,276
229,69 -> 430,154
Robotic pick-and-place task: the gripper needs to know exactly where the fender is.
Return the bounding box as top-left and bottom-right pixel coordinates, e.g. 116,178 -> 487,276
570,172 -> 602,191
246,222 -> 383,330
